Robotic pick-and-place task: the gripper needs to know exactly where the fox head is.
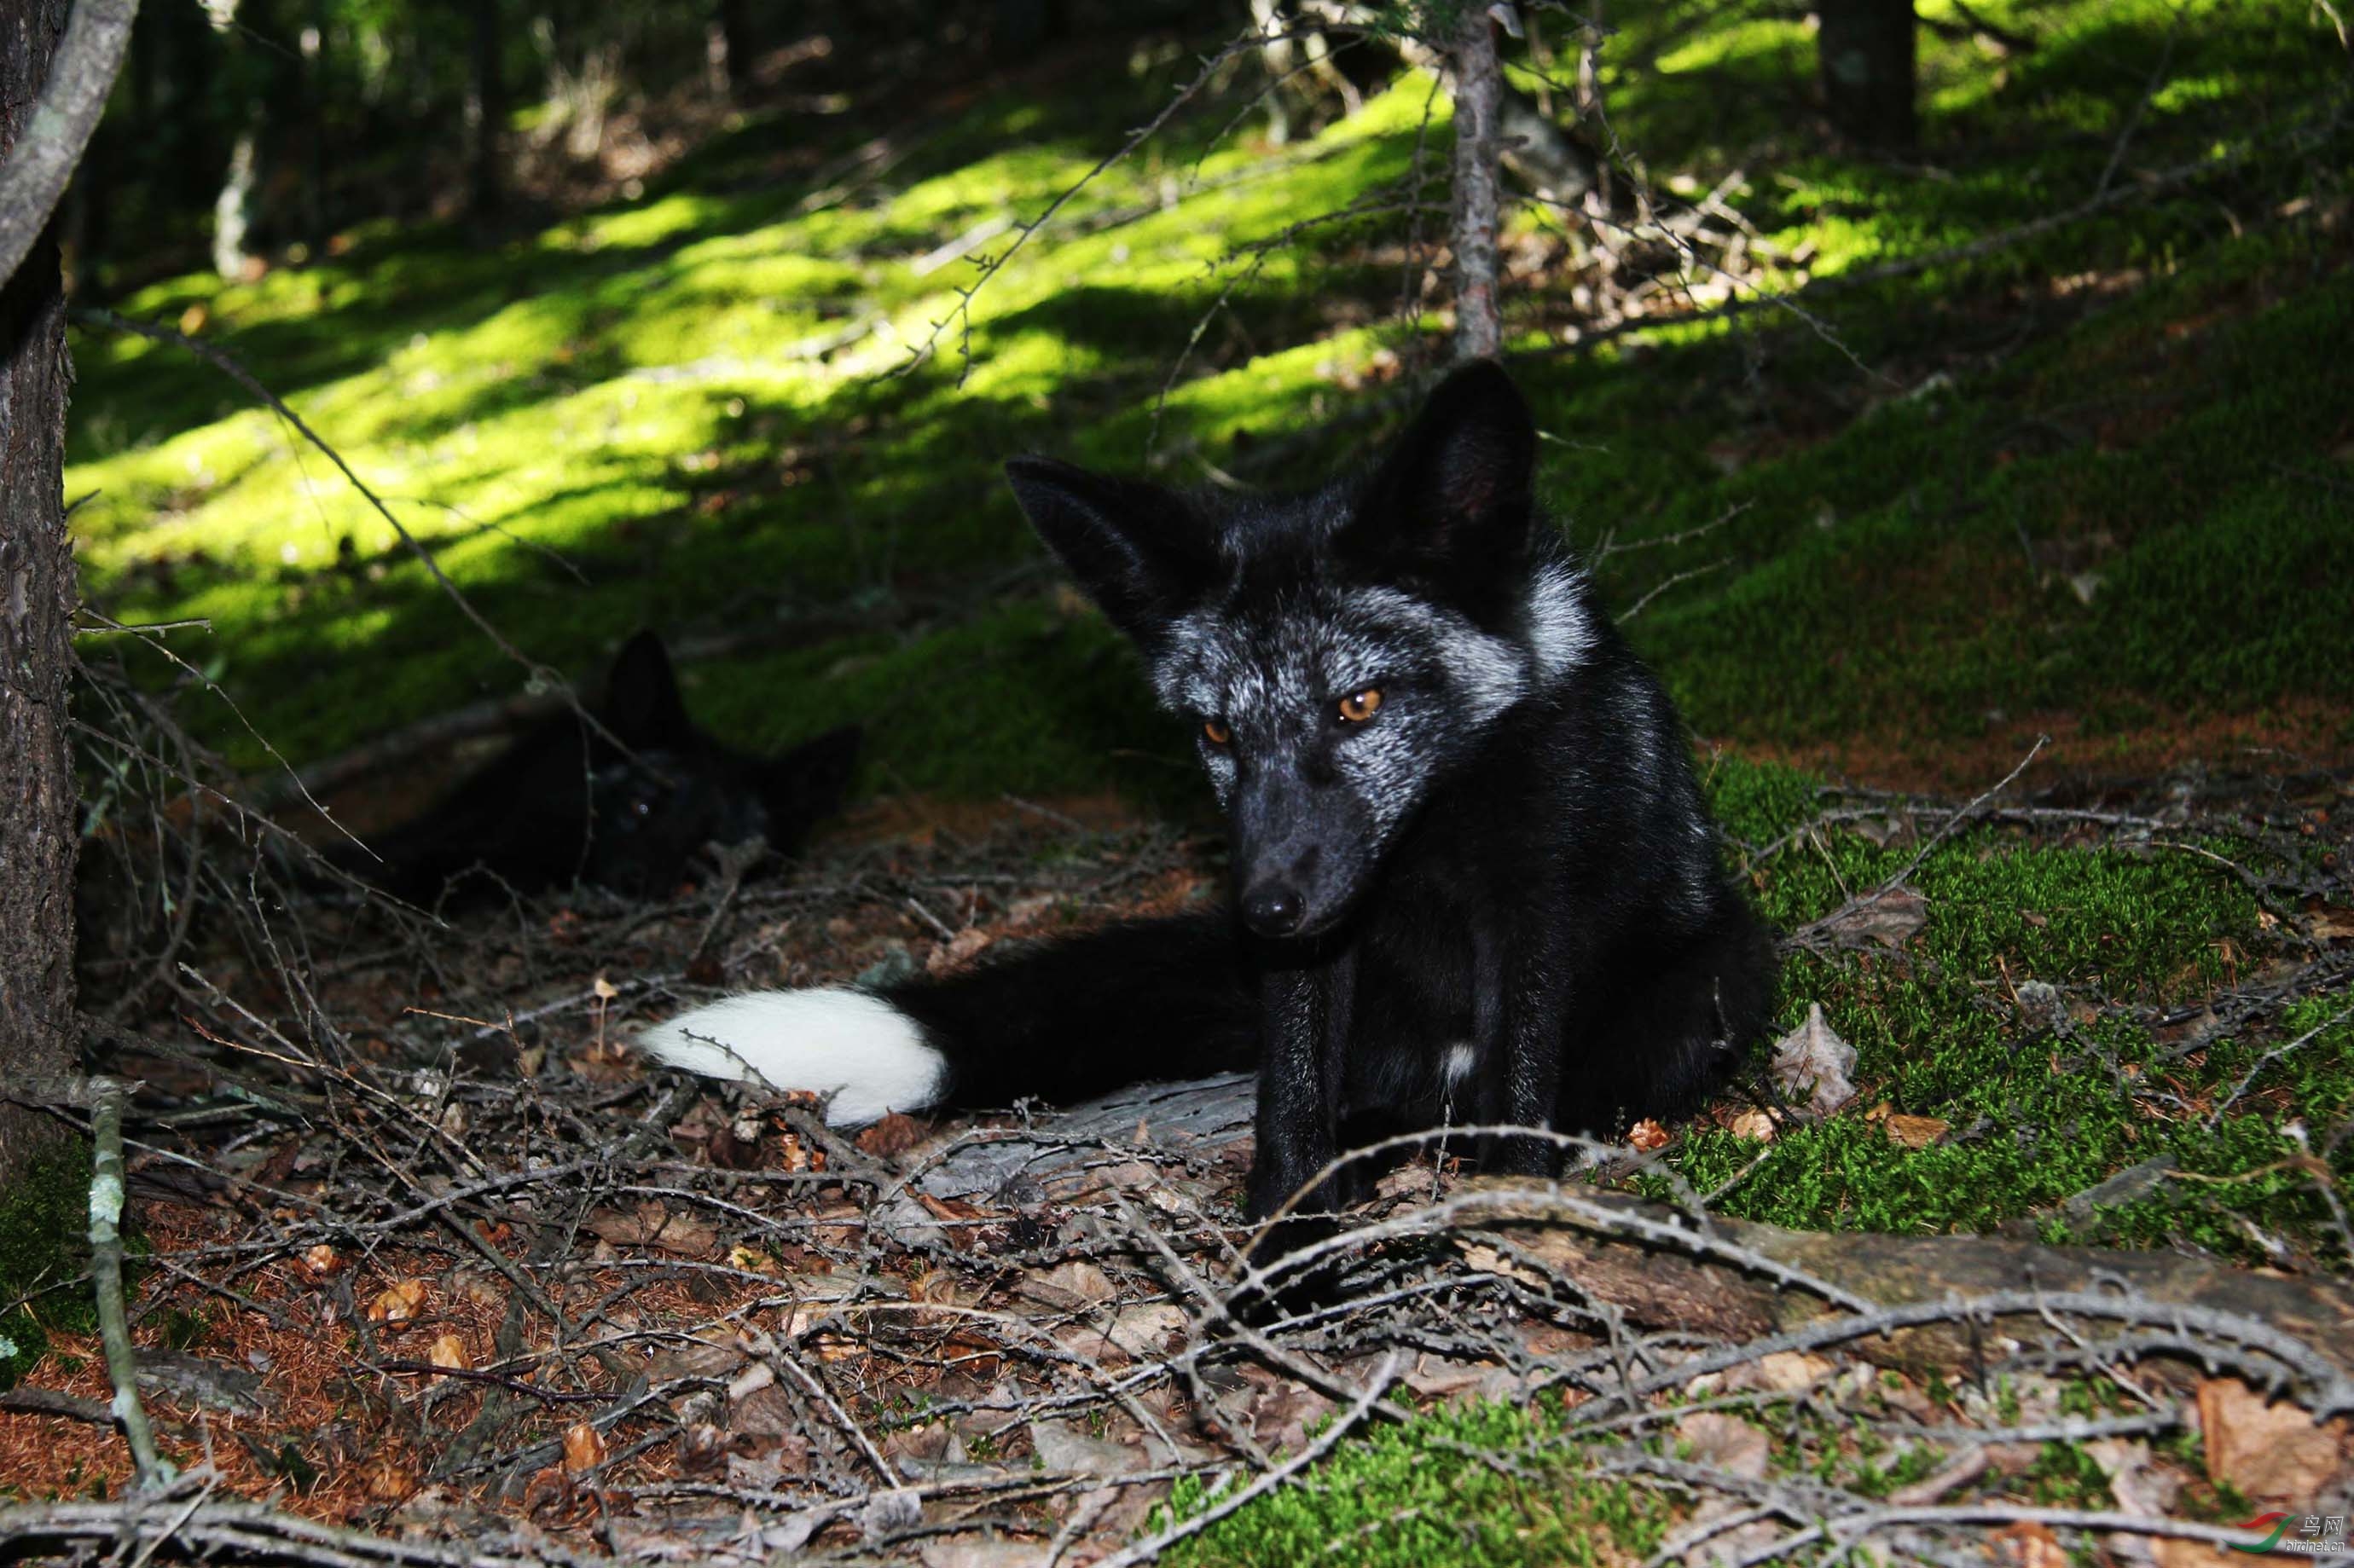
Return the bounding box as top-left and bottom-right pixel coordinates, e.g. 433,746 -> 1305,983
583,634 -> 862,895
1007,362 -> 1594,940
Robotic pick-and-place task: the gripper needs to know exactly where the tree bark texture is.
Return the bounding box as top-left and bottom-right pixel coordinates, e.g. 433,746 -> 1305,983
0,0 -> 81,1185
0,0 -> 140,290
1818,0 -> 1917,149
1446,0 -> 1505,363
1460,1184 -> 2354,1380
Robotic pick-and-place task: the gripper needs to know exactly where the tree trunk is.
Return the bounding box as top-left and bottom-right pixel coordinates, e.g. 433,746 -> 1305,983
470,0 -> 506,219
212,130 -> 257,277
714,0 -> 752,101
1818,0 -> 1917,149
300,0 -> 328,251
1251,0 -> 1295,147
1446,0 -> 1505,362
0,0 -> 81,1186
208,0 -> 260,279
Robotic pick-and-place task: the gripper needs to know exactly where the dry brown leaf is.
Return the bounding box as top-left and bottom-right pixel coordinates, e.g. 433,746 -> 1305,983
1771,1003 -> 1858,1118
1722,1351 -> 1835,1395
520,1466 -> 572,1517
2196,1378 -> 2347,1502
925,927 -> 994,974
367,1277 -> 429,1324
561,1420 -> 606,1474
1997,1519 -> 2068,1568
1626,1119 -> 1671,1153
856,1112 -> 930,1159
1049,1261 -> 1116,1302
362,1455 -> 417,1502
426,1334 -> 472,1373
1104,1303 -> 1186,1357
1823,887 -> 1929,948
2305,902 -> 2354,944
732,1384 -> 800,1438
583,1200 -> 722,1258
1883,1113 -> 1951,1149
1674,1412 -> 1770,1480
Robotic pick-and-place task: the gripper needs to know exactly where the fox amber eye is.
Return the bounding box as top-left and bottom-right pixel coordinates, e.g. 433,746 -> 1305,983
1336,687 -> 1383,724
1203,718 -> 1232,746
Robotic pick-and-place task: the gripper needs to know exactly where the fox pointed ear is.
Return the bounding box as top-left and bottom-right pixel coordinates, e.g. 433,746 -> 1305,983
1348,360 -> 1537,570
601,630 -> 693,747
1005,457 -> 1214,643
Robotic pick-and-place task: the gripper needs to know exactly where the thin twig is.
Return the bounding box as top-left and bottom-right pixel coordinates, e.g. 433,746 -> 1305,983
88,1077 -> 177,1492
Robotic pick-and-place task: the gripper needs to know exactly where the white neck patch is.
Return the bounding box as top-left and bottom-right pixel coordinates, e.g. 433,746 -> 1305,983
1523,561 -> 1595,685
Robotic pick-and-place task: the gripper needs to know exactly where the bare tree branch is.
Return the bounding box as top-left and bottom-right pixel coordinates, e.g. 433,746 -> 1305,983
87,1076 -> 176,1492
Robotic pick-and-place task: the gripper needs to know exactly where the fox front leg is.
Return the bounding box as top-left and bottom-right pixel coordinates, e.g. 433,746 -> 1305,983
1470,926 -> 1571,1178
1244,952 -> 1354,1221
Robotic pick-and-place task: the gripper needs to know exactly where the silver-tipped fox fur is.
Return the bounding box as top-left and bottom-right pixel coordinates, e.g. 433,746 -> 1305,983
1151,553 -> 1595,844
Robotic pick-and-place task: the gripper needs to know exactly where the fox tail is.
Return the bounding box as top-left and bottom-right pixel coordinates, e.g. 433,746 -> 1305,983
635,912 -> 1256,1124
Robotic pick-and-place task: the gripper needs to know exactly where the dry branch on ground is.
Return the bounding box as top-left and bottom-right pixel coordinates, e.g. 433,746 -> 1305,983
5,755 -> 2352,1565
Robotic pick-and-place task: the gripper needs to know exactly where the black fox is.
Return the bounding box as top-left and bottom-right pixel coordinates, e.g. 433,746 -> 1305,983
335,631 -> 861,902
641,364 -> 1777,1220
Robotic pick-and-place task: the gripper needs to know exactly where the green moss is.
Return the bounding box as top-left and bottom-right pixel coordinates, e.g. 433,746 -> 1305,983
1155,1397 -> 1668,1568
1660,780 -> 2350,1264
0,1142 -> 97,1392
2090,479 -> 2354,708
63,0 -> 2353,784
699,598 -> 1198,811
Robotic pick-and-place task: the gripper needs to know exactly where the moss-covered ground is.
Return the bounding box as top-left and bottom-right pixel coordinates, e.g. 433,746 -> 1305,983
55,0 -> 2354,1552
67,0 -> 2352,796
1696,755 -> 2351,1264
0,1146 -> 99,1397
1151,1367 -> 2257,1567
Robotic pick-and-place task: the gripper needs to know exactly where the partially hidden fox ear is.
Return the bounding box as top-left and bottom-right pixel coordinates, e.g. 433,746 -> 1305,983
1347,360 -> 1536,570
601,630 -> 693,748
1005,457 -> 1215,643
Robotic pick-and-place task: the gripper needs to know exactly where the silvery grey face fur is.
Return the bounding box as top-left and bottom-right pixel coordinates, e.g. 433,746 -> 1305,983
1006,364 -> 1593,939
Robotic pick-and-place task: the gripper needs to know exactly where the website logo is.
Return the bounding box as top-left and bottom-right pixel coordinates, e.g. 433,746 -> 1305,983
2230,1512 -> 2347,1555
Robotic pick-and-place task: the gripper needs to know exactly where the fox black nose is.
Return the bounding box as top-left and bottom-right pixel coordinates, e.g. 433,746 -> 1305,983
1240,883 -> 1304,937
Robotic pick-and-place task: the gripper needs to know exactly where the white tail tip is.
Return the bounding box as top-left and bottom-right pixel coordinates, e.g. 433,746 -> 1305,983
635,988 -> 946,1126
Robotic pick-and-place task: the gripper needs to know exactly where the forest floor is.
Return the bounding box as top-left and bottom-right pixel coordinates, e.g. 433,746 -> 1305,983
7,768 -> 2352,1564
8,0 -> 2354,1562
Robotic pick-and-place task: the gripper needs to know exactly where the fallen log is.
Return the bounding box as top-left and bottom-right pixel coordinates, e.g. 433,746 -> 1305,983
1448,1182 -> 2354,1392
